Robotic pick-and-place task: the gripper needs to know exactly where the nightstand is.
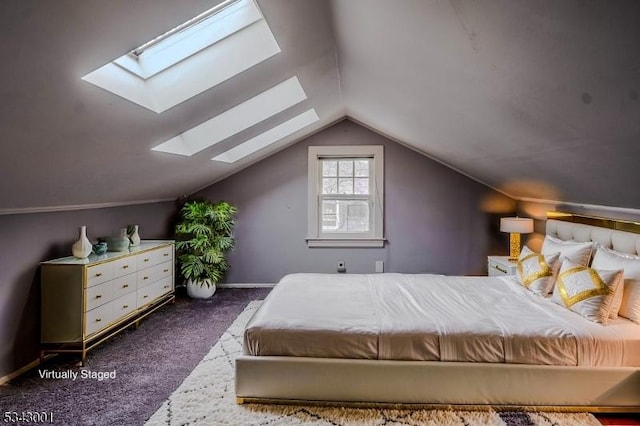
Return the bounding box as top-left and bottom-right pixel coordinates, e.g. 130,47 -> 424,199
487,256 -> 517,276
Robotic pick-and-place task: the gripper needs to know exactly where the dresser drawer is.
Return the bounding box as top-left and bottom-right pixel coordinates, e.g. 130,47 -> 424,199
112,292 -> 137,319
137,246 -> 173,269
157,276 -> 173,296
112,273 -> 137,299
85,302 -> 112,337
85,280 -> 115,311
86,263 -> 114,287
112,256 -> 137,278
137,261 -> 172,287
137,277 -> 173,308
137,282 -> 158,308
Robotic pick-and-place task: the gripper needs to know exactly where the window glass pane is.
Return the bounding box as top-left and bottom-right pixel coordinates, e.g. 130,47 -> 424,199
322,178 -> 337,194
354,178 -> 369,195
321,199 -> 369,233
338,160 -> 353,177
338,178 -> 353,194
321,200 -> 338,231
346,202 -> 369,232
354,160 -> 369,177
322,160 -> 337,177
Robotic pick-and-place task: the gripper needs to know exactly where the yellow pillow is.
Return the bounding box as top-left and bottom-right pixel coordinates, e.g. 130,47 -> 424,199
516,246 -> 560,295
551,258 -> 623,324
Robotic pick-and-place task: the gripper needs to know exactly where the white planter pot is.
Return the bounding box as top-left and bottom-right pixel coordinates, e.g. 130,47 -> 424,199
186,278 -> 216,299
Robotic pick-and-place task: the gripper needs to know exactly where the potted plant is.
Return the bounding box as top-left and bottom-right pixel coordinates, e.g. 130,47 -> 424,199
175,199 -> 237,299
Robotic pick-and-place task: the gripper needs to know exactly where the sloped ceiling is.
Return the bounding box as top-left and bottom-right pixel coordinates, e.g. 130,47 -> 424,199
1,0 -> 640,213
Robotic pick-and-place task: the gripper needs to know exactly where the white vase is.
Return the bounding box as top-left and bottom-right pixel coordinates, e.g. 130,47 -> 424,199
187,279 -> 216,299
128,224 -> 141,246
72,226 -> 92,259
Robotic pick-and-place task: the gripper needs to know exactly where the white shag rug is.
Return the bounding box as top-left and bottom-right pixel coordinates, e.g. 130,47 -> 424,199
145,301 -> 600,426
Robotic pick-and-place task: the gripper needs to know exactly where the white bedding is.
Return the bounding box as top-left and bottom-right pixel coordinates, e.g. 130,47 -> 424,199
243,273 -> 640,367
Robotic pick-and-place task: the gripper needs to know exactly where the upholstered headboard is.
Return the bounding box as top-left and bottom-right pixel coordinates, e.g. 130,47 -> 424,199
546,218 -> 640,256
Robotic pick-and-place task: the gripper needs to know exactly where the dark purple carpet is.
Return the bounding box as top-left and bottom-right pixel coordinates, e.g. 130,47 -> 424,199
0,287 -> 271,426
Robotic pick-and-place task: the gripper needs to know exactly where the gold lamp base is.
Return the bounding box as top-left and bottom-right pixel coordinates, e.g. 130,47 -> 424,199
508,232 -> 521,262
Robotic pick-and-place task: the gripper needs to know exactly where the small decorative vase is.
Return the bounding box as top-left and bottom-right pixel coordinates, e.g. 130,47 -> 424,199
127,225 -> 141,246
103,228 -> 130,252
72,226 -> 92,259
92,241 -> 108,255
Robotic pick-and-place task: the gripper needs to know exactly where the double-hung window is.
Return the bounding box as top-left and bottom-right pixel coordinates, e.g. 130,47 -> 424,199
307,146 -> 384,247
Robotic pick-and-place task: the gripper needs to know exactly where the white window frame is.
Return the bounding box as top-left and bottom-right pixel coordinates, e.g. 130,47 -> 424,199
307,145 -> 385,248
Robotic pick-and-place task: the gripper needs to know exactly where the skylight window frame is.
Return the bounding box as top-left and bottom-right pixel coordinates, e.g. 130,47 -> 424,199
129,0 -> 241,58
112,0 -> 260,80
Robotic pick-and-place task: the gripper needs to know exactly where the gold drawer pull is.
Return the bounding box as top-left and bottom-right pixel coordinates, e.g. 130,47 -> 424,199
163,269 -> 169,273
96,273 -> 103,277
494,265 -> 507,274
144,258 -> 150,262
123,265 -> 129,269
143,276 -> 149,280
143,295 -> 149,299
123,284 -> 129,288
123,305 -> 129,309
163,253 -> 169,257
164,285 -> 170,289
96,318 -> 102,322
95,295 -> 102,299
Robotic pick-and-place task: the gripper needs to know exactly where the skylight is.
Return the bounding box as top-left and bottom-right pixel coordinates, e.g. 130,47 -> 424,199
212,109 -> 320,163
82,0 -> 280,113
113,0 -> 258,80
152,77 -> 308,156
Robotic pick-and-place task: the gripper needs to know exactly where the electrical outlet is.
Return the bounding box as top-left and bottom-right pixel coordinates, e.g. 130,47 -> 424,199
337,260 -> 346,273
375,260 -> 384,273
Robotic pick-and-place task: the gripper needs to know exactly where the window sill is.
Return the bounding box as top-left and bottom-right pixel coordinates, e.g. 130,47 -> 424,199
306,238 -> 386,248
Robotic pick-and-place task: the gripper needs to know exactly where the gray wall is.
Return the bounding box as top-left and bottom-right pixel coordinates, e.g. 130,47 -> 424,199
195,119 -> 510,283
0,201 -> 176,379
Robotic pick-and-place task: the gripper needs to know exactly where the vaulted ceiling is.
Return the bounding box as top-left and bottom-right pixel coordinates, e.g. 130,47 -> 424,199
1,0 -> 639,214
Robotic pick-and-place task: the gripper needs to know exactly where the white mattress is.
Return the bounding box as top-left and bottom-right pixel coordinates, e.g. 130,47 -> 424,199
243,273 -> 640,367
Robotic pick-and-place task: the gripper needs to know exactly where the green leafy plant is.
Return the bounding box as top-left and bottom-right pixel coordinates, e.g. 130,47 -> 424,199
175,200 -> 237,287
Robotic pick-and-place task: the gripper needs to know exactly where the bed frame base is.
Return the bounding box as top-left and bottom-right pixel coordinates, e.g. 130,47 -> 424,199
236,356 -> 640,412
236,397 -> 639,413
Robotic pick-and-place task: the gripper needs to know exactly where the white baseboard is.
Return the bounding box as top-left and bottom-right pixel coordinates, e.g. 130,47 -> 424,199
217,283 -> 275,288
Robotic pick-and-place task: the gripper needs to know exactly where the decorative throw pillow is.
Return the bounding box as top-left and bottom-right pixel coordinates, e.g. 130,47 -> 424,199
619,282 -> 640,323
516,246 -> 560,295
551,258 -> 623,324
541,235 -> 594,267
591,246 -> 640,322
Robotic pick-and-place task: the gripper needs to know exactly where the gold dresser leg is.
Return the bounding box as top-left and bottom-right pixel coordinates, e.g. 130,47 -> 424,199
236,397 -> 245,405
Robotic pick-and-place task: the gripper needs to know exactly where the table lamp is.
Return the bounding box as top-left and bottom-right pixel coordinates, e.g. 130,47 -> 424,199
500,217 -> 534,261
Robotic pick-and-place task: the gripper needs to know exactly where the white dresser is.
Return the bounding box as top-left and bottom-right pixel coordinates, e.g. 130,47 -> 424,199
40,240 -> 174,364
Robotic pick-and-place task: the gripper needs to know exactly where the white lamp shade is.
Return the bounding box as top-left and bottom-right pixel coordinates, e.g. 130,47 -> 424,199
500,217 -> 534,234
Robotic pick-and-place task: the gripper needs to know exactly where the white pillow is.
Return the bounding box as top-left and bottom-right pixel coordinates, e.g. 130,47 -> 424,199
515,246 -> 560,295
591,246 -> 640,322
541,235 -> 594,267
551,258 -> 623,324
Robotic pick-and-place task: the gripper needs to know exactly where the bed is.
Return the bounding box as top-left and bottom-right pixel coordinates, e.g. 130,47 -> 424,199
235,215 -> 640,411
